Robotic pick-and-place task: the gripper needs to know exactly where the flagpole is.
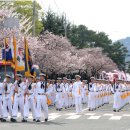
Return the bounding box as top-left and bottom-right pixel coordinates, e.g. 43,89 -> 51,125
4,38 -> 6,77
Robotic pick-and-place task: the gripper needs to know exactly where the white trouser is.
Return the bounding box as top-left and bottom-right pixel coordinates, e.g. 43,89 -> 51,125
12,95 -> 24,119
68,93 -> 73,107
64,93 -> 69,107
55,92 -> 63,109
82,92 -> 86,104
0,96 -> 2,118
75,96 -> 82,114
113,92 -> 121,110
24,95 -> 36,119
88,92 -> 95,109
2,96 -> 12,119
36,95 -> 48,120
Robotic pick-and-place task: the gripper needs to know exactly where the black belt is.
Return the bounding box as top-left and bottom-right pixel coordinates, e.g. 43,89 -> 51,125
38,93 -> 45,95
0,94 -> 2,95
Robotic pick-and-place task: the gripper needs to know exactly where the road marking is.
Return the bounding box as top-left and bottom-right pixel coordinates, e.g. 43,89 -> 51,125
85,113 -> 95,116
82,108 -> 89,112
49,113 -> 60,116
65,113 -> 76,116
123,114 -> 130,117
49,115 -> 61,121
109,116 -> 122,120
103,113 -> 114,116
66,115 -> 81,119
88,116 -> 101,120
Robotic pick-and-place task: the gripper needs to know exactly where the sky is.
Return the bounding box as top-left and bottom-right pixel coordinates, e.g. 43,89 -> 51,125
37,0 -> 130,41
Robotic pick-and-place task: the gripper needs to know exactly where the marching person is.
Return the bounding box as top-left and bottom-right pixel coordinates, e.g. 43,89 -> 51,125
113,80 -> 121,112
72,79 -> 75,107
0,81 -> 4,121
11,74 -> 26,122
72,75 -> 82,114
67,79 -> 73,107
22,75 -> 36,122
62,77 -> 69,109
2,74 -> 13,122
81,80 -> 88,105
55,78 -> 64,111
35,73 -> 48,122
88,77 -> 96,111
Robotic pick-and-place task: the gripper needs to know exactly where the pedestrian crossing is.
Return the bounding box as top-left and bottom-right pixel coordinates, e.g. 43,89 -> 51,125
14,110 -> 130,122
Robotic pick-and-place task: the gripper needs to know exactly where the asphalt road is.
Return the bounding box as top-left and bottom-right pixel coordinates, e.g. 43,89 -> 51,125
0,96 -> 130,130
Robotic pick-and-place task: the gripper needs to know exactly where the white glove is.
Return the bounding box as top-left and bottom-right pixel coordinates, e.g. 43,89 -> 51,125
28,97 -> 31,100
14,80 -> 18,85
4,78 -> 6,83
5,97 -> 9,100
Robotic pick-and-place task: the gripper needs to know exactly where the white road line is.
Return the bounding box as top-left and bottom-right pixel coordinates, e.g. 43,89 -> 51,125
123,114 -> 130,117
49,115 -> 61,121
66,115 -> 81,119
103,113 -> 114,116
82,108 -> 89,112
65,113 -> 76,116
88,116 -> 101,120
85,113 -> 95,116
49,113 -> 60,116
109,116 -> 122,120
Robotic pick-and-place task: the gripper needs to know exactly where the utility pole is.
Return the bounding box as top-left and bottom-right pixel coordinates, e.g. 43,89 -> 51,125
32,0 -> 36,37
64,13 -> 67,38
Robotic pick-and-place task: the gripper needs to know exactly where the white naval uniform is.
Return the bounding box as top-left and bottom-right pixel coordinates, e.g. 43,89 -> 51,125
24,82 -> 36,120
35,81 -> 48,120
0,83 -> 4,118
46,84 -> 54,106
68,83 -> 73,107
72,81 -> 82,114
81,84 -> 87,104
12,81 -> 26,119
113,84 -> 121,111
88,83 -> 95,110
2,82 -> 13,119
63,83 -> 69,108
55,83 -> 64,109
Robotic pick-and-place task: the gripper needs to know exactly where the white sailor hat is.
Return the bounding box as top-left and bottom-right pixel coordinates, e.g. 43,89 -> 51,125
16,74 -> 22,78
39,73 -> 46,77
72,79 -> 75,81
5,74 -> 11,78
75,75 -> 81,78
57,77 -> 62,80
67,79 -> 71,81
26,75 -> 35,79
63,77 -> 67,80
83,80 -> 88,82
36,77 -> 40,80
90,77 -> 95,79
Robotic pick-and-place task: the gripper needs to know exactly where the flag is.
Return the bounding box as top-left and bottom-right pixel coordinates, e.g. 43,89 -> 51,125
2,38 -> 13,61
24,37 -> 33,76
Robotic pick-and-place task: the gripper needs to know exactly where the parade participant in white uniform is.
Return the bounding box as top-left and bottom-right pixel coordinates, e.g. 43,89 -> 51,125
88,77 -> 96,111
51,80 -> 56,106
72,75 -> 82,114
81,80 -> 88,104
113,80 -> 121,112
67,79 -> 73,107
0,81 -> 4,121
23,75 -> 36,122
46,79 -> 53,106
62,77 -> 69,109
2,74 -> 13,122
11,74 -> 26,122
35,73 -> 48,122
72,79 -> 75,107
55,78 -> 64,111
